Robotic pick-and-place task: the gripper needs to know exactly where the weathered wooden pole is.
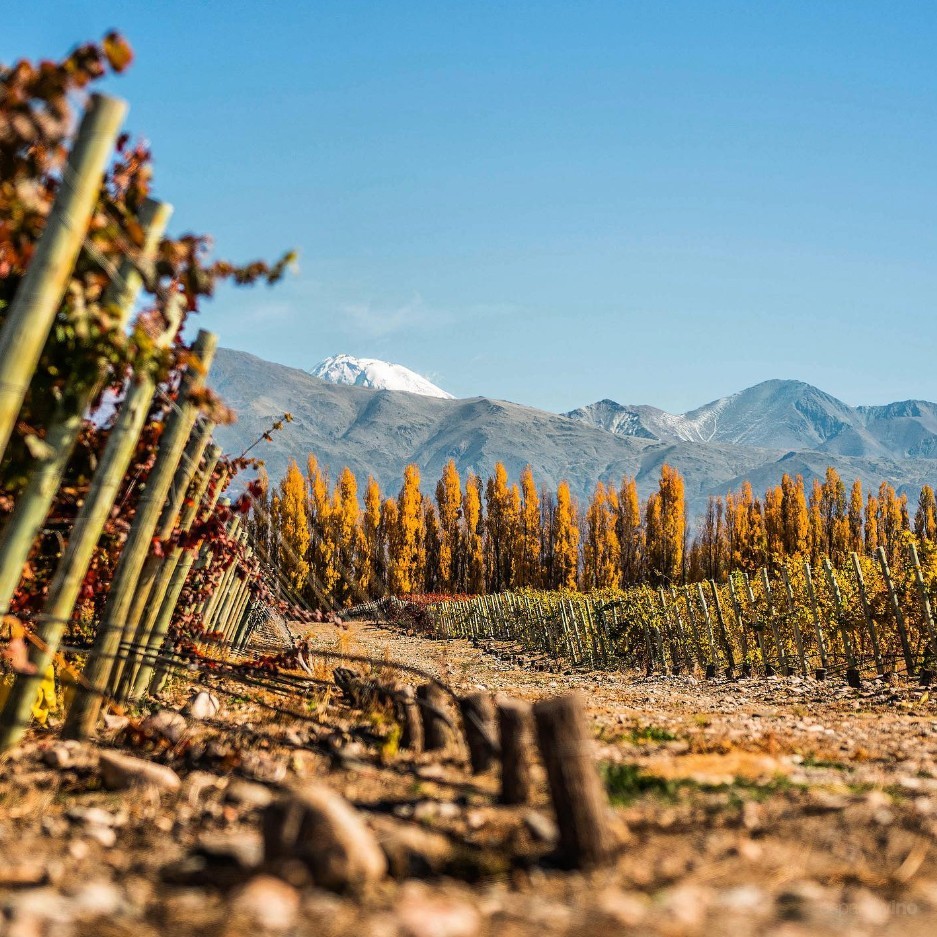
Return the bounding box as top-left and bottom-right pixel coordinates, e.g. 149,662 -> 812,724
144,466 -> 230,694
802,560 -> 830,676
742,571 -> 771,676
726,573 -> 752,676
498,698 -> 534,805
416,682 -> 451,751
459,691 -> 497,774
823,558 -> 860,688
695,582 -> 719,677
709,579 -> 736,676
780,565 -> 808,676
759,568 -> 789,675
126,440 -> 221,698
876,546 -> 915,677
63,330 -> 218,739
398,685 -> 424,752
850,552 -> 885,677
908,542 -> 937,683
201,518 -> 242,630
676,585 -> 706,668
0,292 -> 183,752
0,94 -> 127,461
116,419 -> 216,698
533,693 -> 614,868
0,199 -> 171,618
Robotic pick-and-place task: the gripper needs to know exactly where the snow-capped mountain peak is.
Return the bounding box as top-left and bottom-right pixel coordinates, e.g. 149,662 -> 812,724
310,354 -> 454,399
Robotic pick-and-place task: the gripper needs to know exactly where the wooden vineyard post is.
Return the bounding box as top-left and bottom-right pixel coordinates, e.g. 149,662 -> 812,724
63,330 -> 218,740
0,295 -> 184,752
459,691 -> 497,774
802,560 -> 830,677
398,686 -> 424,752
850,552 -> 886,678
695,582 -> 719,678
759,569 -> 789,676
822,558 -> 861,688
726,574 -> 752,676
779,565 -> 808,676
202,519 -> 243,631
742,572 -> 772,676
0,198 -> 172,618
498,698 -> 534,805
128,444 -> 223,697
0,94 -> 127,461
416,682 -> 452,752
708,580 -> 736,677
533,693 -> 614,868
657,589 -> 683,673
676,586 -> 705,669
116,419 -> 216,698
876,546 -> 915,678
908,542 -> 937,684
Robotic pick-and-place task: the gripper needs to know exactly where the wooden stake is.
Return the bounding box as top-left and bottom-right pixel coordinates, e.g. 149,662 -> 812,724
780,565 -> 808,676
822,558 -> 860,687
876,546 -> 915,676
742,571 -> 771,676
398,685 -> 424,752
849,552 -> 885,676
802,560 -> 830,672
0,290 -> 183,752
908,542 -> 937,671
498,698 -> 534,805
128,443 -> 222,697
116,419 -> 215,697
0,94 -> 127,460
0,198 -> 171,617
759,568 -> 789,675
63,330 -> 218,739
533,693 -> 614,867
416,682 -> 451,751
709,579 -> 736,674
459,691 -> 497,774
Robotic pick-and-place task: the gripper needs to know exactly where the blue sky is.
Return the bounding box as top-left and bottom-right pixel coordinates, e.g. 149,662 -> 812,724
7,2 -> 937,412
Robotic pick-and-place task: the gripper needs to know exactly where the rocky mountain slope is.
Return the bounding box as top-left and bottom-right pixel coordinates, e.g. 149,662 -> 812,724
566,380 -> 937,459
210,349 -> 936,515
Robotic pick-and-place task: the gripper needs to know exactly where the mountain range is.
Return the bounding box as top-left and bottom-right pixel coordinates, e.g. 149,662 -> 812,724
209,349 -> 937,518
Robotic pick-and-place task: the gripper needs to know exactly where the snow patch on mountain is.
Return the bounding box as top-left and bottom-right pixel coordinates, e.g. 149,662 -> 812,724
310,354 -> 454,399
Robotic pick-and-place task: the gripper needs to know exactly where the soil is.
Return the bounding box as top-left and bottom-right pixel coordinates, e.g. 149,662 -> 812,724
2,617 -> 937,936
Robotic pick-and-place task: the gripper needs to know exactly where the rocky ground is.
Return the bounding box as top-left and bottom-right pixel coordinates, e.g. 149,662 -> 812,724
2,618 -> 937,936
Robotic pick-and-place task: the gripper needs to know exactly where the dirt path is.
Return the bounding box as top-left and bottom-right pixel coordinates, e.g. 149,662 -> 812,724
1,618 -> 937,936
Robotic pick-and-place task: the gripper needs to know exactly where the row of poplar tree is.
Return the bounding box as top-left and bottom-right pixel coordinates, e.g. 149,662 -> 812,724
250,456 -> 936,605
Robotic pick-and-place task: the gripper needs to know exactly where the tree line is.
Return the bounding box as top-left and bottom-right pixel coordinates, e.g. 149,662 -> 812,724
251,456 -> 935,605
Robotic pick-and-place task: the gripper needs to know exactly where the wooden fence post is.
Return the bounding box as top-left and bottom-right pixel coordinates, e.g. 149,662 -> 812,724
742,571 -> 771,676
0,293 -> 184,752
62,330 -> 218,739
759,568 -> 789,675
850,552 -> 885,677
416,682 -> 451,752
398,685 -> 424,752
726,574 -> 752,676
498,698 -> 534,805
876,546 -> 915,677
533,693 -> 614,868
0,94 -> 127,460
126,441 -> 221,698
908,542 -> 937,683
823,558 -> 860,688
459,691 -> 497,774
802,560 -> 829,676
0,198 -> 171,618
116,419 -> 215,698
780,565 -> 808,676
